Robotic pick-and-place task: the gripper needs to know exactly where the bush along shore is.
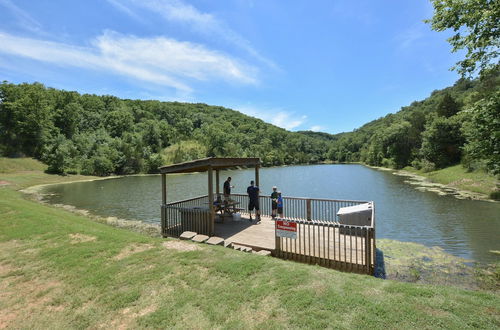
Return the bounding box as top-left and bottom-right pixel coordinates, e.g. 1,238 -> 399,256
0,157 -> 499,328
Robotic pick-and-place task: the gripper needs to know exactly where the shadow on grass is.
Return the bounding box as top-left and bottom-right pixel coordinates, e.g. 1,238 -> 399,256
374,248 -> 386,279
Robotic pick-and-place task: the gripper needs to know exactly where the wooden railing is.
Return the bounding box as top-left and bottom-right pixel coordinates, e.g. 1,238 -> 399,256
231,193 -> 376,274
161,195 -> 210,237
274,220 -> 375,274
160,193 -> 376,275
230,193 -> 368,223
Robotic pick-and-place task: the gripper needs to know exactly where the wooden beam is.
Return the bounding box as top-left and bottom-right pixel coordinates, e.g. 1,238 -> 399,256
159,157 -> 261,174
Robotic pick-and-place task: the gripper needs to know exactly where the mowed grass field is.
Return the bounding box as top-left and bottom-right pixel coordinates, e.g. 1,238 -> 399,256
0,158 -> 499,329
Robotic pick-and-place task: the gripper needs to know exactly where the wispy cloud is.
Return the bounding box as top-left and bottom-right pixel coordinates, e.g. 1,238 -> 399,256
107,0 -> 277,69
106,0 -> 146,23
0,31 -> 259,93
0,0 -> 43,33
395,23 -> 425,50
235,105 -> 307,130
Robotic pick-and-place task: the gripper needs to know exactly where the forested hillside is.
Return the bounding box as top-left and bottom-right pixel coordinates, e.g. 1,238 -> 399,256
0,68 -> 498,178
0,82 -> 331,175
327,71 -> 499,175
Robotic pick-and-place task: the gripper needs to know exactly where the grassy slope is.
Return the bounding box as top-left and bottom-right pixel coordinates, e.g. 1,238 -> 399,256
403,165 -> 498,197
0,158 -> 499,328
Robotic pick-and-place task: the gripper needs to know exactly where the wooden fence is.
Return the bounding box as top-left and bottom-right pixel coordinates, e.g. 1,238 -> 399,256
274,220 -> 375,274
231,193 -> 376,274
161,195 -> 210,237
161,193 -> 376,275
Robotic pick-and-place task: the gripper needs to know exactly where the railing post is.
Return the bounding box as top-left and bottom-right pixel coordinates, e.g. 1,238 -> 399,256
208,166 -> 214,235
306,199 -> 311,221
161,173 -> 167,237
274,219 -> 280,257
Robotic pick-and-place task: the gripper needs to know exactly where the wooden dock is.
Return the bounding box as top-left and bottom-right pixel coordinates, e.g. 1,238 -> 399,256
159,157 -> 375,274
214,214 -> 276,251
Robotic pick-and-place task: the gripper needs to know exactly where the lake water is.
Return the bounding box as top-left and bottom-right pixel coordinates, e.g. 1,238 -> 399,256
42,164 -> 500,263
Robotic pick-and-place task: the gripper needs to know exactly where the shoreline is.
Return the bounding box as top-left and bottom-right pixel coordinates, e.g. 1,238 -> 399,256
364,164 -> 497,202
19,173 -> 498,291
20,174 -> 162,237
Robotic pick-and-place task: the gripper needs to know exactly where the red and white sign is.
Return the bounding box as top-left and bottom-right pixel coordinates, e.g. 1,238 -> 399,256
276,220 -> 297,239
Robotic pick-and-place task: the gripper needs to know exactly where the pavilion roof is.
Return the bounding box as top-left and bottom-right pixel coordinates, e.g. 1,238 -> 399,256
158,157 -> 261,174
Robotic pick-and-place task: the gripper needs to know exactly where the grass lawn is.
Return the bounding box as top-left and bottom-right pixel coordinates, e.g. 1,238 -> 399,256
1,158 -> 499,328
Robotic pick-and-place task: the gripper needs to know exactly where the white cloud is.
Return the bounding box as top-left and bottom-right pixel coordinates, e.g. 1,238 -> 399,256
308,125 -> 324,132
108,0 -> 277,69
0,31 -> 258,93
235,105 -> 307,130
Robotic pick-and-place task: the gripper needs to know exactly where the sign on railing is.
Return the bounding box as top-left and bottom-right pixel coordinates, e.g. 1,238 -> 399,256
276,220 -> 297,239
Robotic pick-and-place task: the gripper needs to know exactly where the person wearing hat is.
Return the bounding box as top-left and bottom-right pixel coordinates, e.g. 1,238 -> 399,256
270,186 -> 279,219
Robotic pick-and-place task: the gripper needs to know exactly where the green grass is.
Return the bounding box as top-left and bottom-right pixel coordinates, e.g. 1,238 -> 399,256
0,157 -> 101,190
0,157 -> 48,173
0,158 -> 499,328
403,164 -> 498,197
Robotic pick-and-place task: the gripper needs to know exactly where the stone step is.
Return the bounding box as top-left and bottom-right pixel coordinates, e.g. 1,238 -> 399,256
191,234 -> 209,243
180,231 -> 197,240
205,236 -> 224,246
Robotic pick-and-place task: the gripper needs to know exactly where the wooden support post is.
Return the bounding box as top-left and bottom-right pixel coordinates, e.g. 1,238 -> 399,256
215,169 -> 220,197
161,173 -> 167,237
208,166 -> 214,235
255,164 -> 260,188
275,220 -> 280,256
306,199 -> 311,221
255,164 -> 260,218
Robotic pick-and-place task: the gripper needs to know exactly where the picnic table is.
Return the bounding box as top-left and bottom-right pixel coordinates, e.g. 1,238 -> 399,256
208,200 -> 244,221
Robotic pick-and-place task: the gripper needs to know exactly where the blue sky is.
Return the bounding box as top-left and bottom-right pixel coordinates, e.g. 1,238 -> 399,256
0,0 -> 462,133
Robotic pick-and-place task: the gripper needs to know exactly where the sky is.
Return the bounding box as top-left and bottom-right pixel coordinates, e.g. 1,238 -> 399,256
0,0 -> 463,133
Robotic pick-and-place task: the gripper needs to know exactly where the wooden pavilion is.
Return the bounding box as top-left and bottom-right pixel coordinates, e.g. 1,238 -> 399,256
159,157 -> 261,236
159,157 -> 377,275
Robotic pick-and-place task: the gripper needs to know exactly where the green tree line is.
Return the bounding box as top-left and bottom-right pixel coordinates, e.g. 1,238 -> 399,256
325,71 -> 499,176
1,71 -> 497,177
0,82 -> 332,175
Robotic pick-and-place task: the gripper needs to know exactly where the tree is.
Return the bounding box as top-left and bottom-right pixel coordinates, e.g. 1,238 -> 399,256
421,116 -> 464,168
462,91 -> 500,175
436,93 -> 460,117
426,0 -> 500,76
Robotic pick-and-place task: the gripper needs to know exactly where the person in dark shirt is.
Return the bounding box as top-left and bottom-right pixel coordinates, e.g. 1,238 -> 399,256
270,186 -> 278,219
247,180 -> 260,222
223,177 -> 235,212
223,177 -> 233,198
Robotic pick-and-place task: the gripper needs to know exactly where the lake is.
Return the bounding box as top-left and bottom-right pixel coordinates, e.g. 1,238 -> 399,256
41,164 -> 500,263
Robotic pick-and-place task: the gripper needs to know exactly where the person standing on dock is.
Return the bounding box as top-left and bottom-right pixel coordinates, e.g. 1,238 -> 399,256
223,177 -> 236,212
247,180 -> 260,222
277,191 -> 284,218
271,186 -> 278,219
223,177 -> 233,199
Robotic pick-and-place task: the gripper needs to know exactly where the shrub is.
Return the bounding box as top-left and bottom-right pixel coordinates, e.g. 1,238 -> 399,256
420,160 -> 436,173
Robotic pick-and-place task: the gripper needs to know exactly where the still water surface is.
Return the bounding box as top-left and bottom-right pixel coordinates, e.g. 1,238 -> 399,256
42,164 -> 500,263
